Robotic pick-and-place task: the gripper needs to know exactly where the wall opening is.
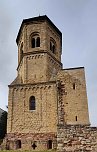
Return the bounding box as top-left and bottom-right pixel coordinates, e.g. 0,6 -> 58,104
36,37 -> 40,47
16,140 -> 21,149
31,34 -> 40,48
50,38 -> 56,54
47,140 -> 52,149
76,116 -> 77,121
73,83 -> 76,90
32,38 -> 35,48
29,96 -> 36,110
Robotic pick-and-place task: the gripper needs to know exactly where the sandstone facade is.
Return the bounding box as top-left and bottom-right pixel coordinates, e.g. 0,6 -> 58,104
6,15 -> 90,151
57,125 -> 97,152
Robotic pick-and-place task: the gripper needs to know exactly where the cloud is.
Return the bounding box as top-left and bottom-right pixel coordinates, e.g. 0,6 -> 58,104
0,2 -> 17,83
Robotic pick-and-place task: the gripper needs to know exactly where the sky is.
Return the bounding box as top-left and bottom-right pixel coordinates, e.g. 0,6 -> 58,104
0,0 -> 97,126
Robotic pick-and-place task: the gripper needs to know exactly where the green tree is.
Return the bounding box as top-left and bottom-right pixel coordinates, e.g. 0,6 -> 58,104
0,111 -> 7,139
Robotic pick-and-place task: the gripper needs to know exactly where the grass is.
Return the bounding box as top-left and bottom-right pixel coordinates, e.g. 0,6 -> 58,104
0,150 -> 56,152
0,149 -> 55,152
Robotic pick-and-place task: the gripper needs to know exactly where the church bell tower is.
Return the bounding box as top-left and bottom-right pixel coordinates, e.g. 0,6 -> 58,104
16,15 -> 62,84
7,15 -> 89,151
7,15 -> 63,151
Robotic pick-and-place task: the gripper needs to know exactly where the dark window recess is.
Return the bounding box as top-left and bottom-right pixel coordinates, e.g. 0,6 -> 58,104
73,134 -> 76,137
76,116 -> 77,121
31,36 -> 40,48
73,83 -> 76,90
32,142 -> 37,150
50,40 -> 56,54
47,140 -> 52,149
36,37 -> 40,47
52,45 -> 55,53
16,140 -> 21,149
32,38 -> 35,48
29,96 -> 36,110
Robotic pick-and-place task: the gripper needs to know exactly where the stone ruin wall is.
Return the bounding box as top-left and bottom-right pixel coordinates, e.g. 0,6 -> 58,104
4,132 -> 57,150
57,125 -> 97,152
57,71 -> 97,152
7,83 -> 57,134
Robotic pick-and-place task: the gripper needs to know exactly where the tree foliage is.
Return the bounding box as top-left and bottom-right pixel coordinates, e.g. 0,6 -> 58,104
0,111 -> 7,139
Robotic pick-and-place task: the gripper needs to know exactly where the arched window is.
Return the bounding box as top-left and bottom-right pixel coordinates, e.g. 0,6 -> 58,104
36,37 -> 40,47
50,38 -> 56,54
52,45 -> 55,53
32,38 -> 35,48
31,34 -> 40,48
29,96 -> 36,110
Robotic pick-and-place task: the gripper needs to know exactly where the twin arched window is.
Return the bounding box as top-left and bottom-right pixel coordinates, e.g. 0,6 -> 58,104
31,34 -> 40,48
29,96 -> 36,110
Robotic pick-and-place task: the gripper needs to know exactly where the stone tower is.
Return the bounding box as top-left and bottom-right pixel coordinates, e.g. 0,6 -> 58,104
6,15 -> 90,150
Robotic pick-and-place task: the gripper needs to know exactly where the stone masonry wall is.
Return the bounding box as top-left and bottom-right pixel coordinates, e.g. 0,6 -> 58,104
46,22 -> 62,61
17,20 -> 62,84
57,68 -> 90,125
25,53 -> 47,83
5,132 -> 57,150
7,82 -> 58,134
57,125 -> 97,152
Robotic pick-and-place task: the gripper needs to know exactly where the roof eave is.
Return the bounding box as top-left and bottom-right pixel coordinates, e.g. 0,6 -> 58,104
16,15 -> 62,45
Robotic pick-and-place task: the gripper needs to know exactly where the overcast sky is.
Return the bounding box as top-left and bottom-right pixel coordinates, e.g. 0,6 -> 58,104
0,0 -> 97,126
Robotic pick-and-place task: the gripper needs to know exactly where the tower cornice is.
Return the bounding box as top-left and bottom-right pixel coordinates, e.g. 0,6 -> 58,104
17,50 -> 62,71
8,80 -> 56,87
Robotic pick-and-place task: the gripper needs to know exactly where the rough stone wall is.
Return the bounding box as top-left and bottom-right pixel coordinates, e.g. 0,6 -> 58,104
57,68 -> 90,125
4,132 -> 57,150
57,125 -> 97,152
46,22 -> 62,61
26,22 -> 47,52
18,27 -> 25,64
17,22 -> 47,61
18,52 -> 62,84
47,54 -> 62,81
18,59 -> 24,83
25,53 -> 47,83
7,82 -> 57,134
